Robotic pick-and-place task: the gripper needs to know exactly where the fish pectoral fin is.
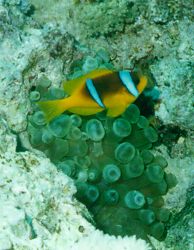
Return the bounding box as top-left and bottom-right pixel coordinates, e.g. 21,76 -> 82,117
107,105 -> 126,117
68,106 -> 104,116
137,76 -> 148,94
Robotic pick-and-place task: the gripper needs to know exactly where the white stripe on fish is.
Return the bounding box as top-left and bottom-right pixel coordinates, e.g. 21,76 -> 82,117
119,71 -> 139,97
86,78 -> 105,107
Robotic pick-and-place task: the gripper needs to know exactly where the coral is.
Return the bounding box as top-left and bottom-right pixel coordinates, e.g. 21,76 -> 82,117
163,187 -> 194,250
151,57 -> 194,130
31,0 -> 136,39
27,79 -> 177,241
0,0 -> 193,249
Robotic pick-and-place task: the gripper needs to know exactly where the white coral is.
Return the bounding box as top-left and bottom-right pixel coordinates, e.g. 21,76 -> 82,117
0,146 -> 150,250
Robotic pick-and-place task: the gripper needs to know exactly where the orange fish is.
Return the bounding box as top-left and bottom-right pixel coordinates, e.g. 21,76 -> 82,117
38,68 -> 148,121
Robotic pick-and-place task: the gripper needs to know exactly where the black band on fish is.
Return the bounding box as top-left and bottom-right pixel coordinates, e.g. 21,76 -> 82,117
119,71 -> 139,97
130,72 -> 139,86
86,78 -> 105,108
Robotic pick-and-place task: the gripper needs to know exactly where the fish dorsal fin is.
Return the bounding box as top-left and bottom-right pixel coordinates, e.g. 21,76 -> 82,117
63,75 -> 85,95
63,68 -> 113,95
119,71 -> 139,97
86,79 -> 105,108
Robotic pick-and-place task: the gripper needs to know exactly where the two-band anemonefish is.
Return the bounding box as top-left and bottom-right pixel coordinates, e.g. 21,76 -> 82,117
38,68 -> 148,122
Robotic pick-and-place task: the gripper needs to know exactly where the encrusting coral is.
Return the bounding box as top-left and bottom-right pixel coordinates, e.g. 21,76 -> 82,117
27,71 -> 177,242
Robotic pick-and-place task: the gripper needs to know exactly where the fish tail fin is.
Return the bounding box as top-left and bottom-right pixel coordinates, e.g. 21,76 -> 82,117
38,97 -> 72,122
